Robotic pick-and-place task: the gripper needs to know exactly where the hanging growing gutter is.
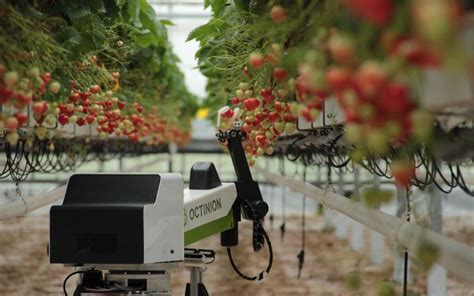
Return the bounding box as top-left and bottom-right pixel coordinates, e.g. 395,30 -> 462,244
0,157 -> 166,221
255,165 -> 474,284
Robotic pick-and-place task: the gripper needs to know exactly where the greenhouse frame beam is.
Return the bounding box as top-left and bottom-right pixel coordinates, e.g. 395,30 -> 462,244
255,166 -> 474,284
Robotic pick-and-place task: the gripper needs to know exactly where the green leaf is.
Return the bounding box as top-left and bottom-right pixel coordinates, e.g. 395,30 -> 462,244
55,26 -> 82,49
214,0 -> 228,16
90,15 -> 106,47
63,1 -> 92,20
116,0 -> 127,9
128,0 -> 142,28
88,0 -> 106,13
160,19 -> 175,26
186,19 -> 227,42
132,31 -> 155,48
138,0 -> 167,45
234,0 -> 250,11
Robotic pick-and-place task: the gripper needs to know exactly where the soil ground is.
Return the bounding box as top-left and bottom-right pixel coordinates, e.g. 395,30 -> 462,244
0,213 -> 472,295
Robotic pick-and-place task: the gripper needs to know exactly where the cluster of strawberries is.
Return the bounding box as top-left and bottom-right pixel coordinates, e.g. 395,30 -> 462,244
0,65 -> 189,146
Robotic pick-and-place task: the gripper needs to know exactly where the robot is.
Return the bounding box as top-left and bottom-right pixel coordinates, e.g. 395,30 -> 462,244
49,110 -> 271,295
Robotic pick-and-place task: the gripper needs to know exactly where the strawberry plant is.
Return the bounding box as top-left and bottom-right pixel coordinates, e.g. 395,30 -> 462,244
190,0 -> 472,188
0,0 -> 198,147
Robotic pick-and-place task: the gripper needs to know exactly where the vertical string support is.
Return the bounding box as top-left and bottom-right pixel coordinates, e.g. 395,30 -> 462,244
266,157 -> 274,230
16,182 -> 28,217
403,186 -> 412,296
279,157 -> 286,241
297,166 -> 307,278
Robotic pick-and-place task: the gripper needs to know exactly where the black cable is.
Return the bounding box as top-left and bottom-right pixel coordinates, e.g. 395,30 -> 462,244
63,270 -> 88,296
269,183 -> 275,231
227,222 -> 273,281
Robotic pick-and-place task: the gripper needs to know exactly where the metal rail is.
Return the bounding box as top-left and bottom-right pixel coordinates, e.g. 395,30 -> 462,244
255,165 -> 474,284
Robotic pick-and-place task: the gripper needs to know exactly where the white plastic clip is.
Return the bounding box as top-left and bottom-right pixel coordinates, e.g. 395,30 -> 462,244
216,106 -> 230,130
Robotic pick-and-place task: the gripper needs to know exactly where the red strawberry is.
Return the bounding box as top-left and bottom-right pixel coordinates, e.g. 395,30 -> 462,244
90,85 -> 101,94
76,117 -> 86,126
243,98 -> 260,111
268,111 -> 279,122
79,92 -> 91,101
273,67 -> 288,82
355,61 -> 387,99
328,34 -> 354,64
85,115 -> 96,124
222,109 -> 234,118
274,101 -> 284,112
326,67 -> 353,91
270,5 -> 287,23
378,82 -> 413,115
33,101 -> 48,115
5,117 -> 19,131
69,93 -> 80,103
40,72 -> 52,84
0,87 -> 13,103
345,0 -> 394,26
230,97 -> 240,105
249,52 -> 265,68
256,134 -> 267,146
15,92 -> 32,105
391,159 -> 414,188
58,114 -> 69,126
14,112 -> 28,126
58,104 -> 68,114
255,111 -> 267,122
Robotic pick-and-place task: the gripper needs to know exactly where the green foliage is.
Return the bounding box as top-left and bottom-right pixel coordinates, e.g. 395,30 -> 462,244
0,0 -> 197,129
188,1 -> 337,112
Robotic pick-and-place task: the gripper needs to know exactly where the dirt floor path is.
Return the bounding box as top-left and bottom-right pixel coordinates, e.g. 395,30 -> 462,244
0,214 -> 472,295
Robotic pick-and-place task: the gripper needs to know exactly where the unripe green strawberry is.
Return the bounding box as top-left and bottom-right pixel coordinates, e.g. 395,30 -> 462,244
4,71 -> 18,86
284,122 -> 296,134
345,123 -> 363,144
6,132 -> 19,145
49,81 -> 61,94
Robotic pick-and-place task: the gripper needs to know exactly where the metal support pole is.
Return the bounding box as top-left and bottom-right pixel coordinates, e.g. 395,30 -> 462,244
350,166 -> 364,251
181,153 -> 186,178
190,266 -> 201,296
370,174 -> 385,265
335,173 -> 349,239
168,143 -> 177,173
393,185 -> 411,285
98,159 -> 105,172
427,185 -> 447,296
119,157 -> 124,172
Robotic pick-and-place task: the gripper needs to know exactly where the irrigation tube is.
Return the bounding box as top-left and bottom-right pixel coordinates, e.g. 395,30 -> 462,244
0,157 -> 165,221
255,166 -> 474,284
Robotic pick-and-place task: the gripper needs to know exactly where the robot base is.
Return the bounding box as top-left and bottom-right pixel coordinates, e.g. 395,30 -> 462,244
72,249 -> 212,296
